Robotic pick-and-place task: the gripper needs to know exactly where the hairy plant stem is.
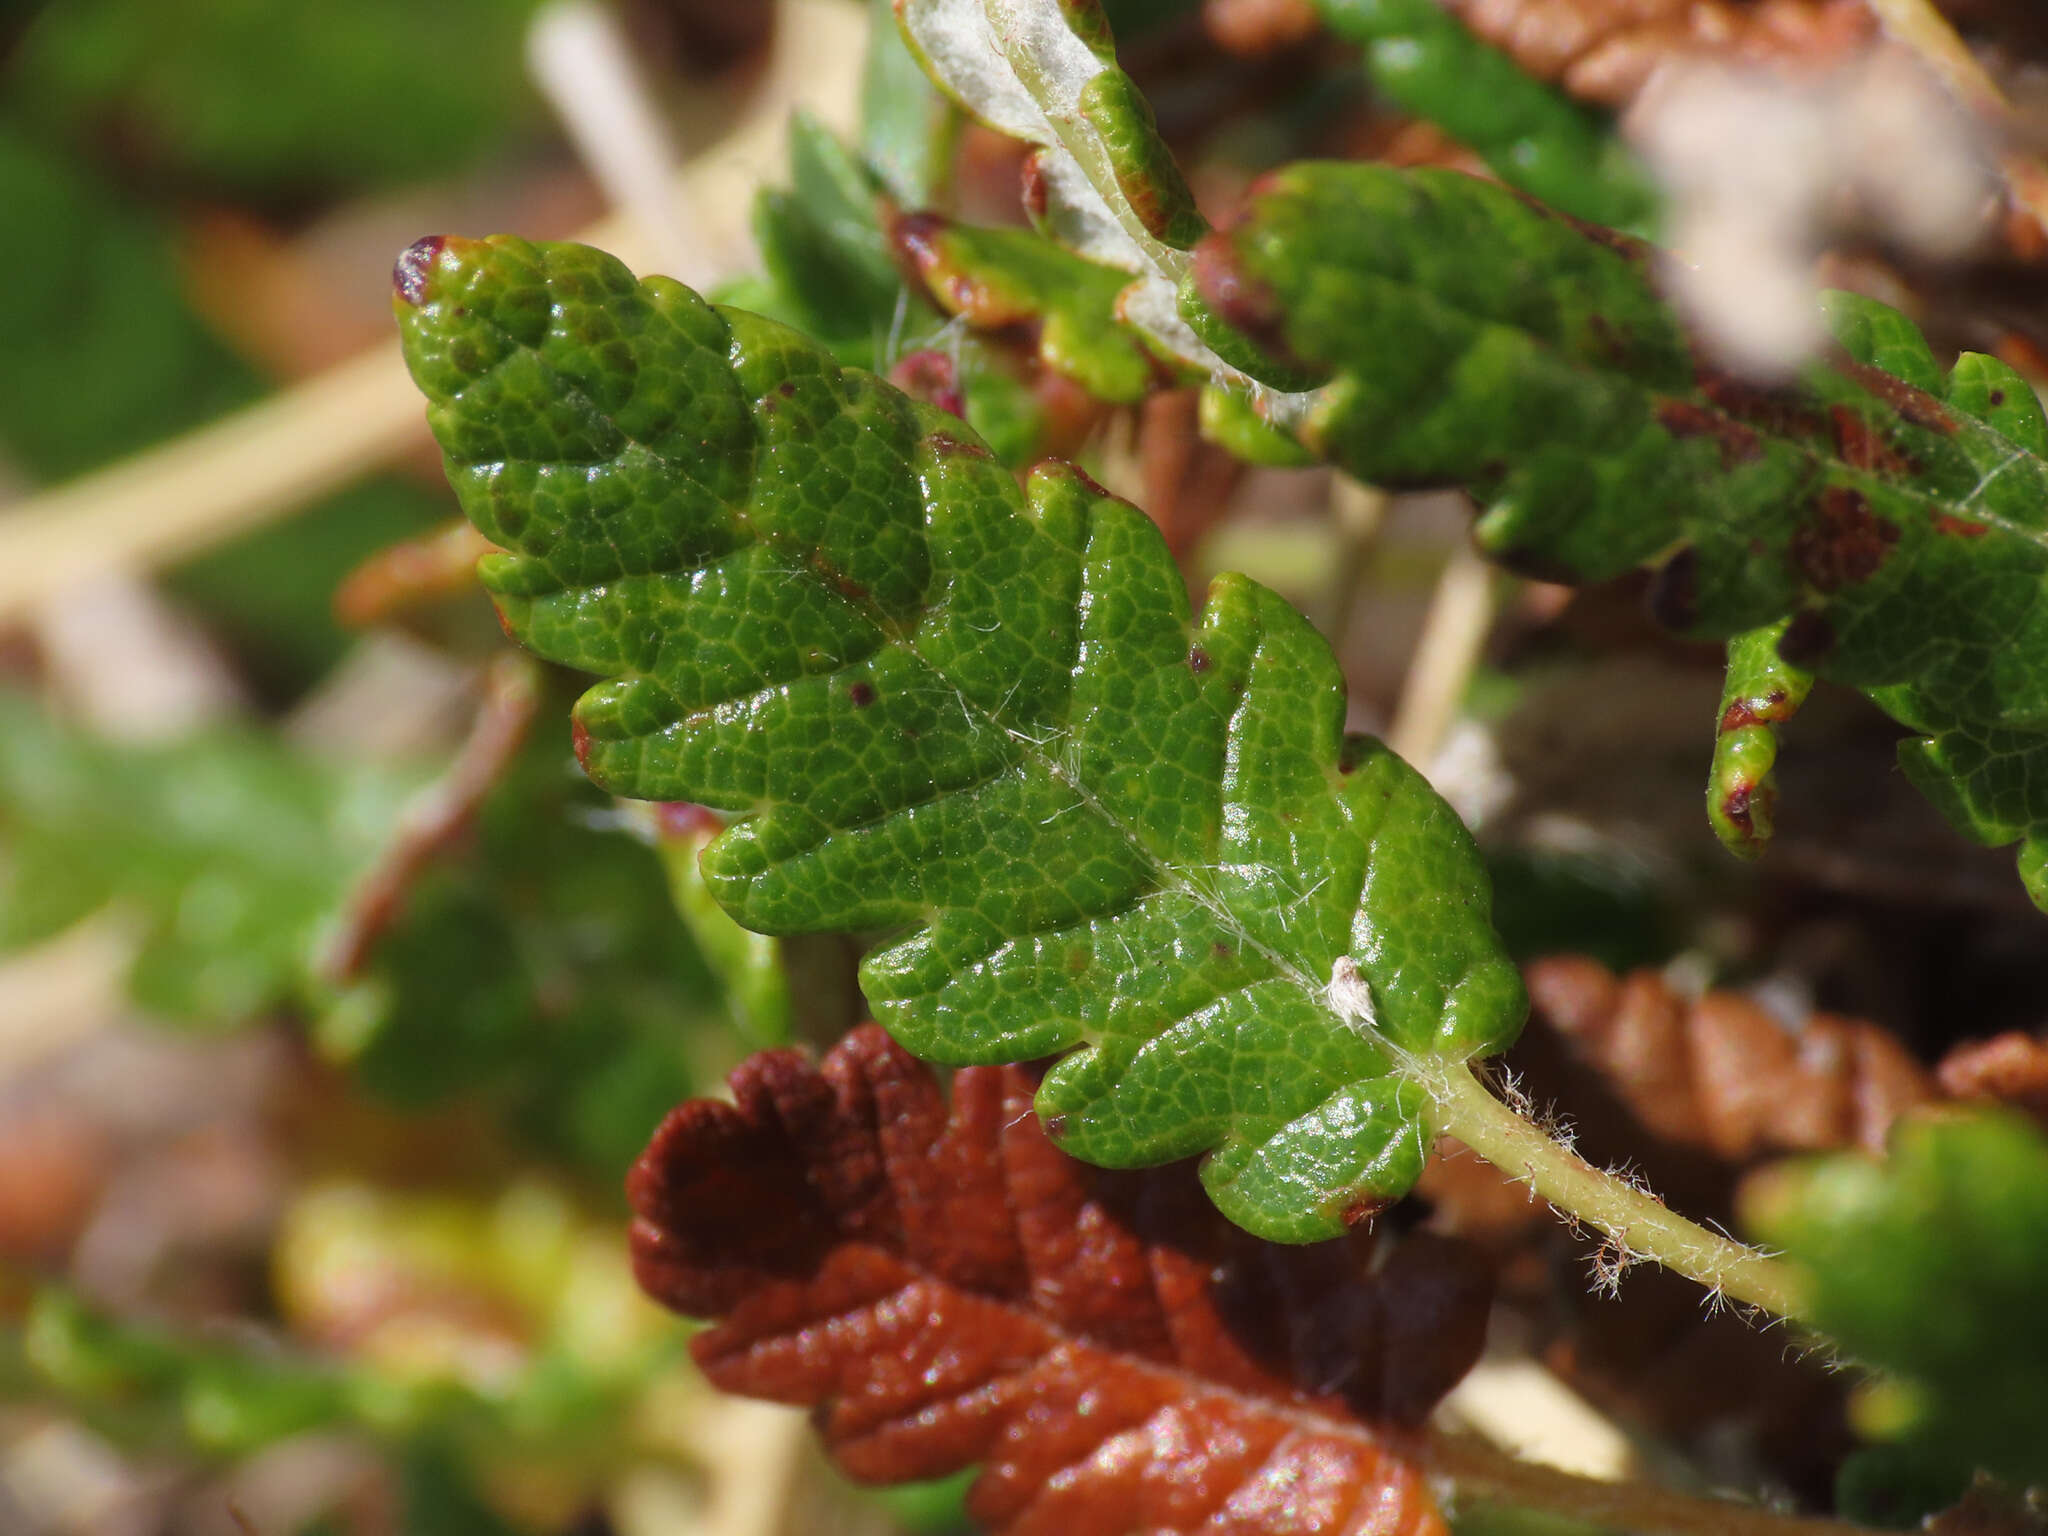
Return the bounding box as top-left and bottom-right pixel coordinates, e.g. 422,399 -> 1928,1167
1415,1060 -> 1808,1321
1420,1429 -> 1879,1536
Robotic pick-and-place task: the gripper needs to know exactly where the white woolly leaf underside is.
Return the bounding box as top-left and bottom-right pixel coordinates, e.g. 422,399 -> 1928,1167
900,0 -> 1229,375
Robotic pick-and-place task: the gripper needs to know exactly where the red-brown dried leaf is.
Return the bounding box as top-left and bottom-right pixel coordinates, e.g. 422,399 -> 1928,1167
1422,955 -> 1936,1241
1522,955 -> 1934,1162
1938,1030 -> 2048,1127
333,518 -> 498,629
1139,388 -> 1248,564
629,1025 -> 1497,1535
1203,0 -> 1322,57
1437,0 -> 1875,110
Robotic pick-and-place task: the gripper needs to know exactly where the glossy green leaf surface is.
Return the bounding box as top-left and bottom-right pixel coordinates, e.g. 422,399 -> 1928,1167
1743,1110 -> 2048,1486
395,232 -> 1526,1242
1201,164 -> 2048,907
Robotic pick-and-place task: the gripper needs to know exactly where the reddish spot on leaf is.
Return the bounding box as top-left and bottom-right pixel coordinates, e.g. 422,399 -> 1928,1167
1340,1195 -> 1392,1229
1933,513 -> 1991,538
1187,643 -> 1213,674
657,802 -> 723,841
628,1029 -> 1492,1532
848,682 -> 878,709
1190,231 -> 1299,370
1654,398 -> 1761,466
926,432 -> 994,462
1791,485 -> 1898,592
392,236 -> 446,306
1696,371 -> 1829,444
570,715 -> 594,770
1720,782 -> 1757,841
807,553 -> 870,603
1835,360 -> 1962,437
1826,404 -> 1916,478
1720,688 -> 1791,733
888,348 -> 966,420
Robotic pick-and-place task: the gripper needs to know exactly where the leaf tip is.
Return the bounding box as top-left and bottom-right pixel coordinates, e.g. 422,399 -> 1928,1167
392,235 -> 448,307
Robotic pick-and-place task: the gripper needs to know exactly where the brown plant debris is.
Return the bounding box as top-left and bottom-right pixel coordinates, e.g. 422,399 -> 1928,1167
1436,0 -> 1876,109
629,1024 -> 1494,1534
1204,0 -> 1322,57
333,518 -> 498,629
316,654 -> 539,983
1521,955 -> 1935,1161
1139,388 -> 1249,562
1937,1031 -> 2048,1126
1420,955 -> 1935,1244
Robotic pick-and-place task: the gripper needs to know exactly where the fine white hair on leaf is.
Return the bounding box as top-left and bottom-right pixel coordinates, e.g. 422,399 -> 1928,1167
902,0 -> 1049,140
1033,151 -> 1147,271
1325,955 -> 1379,1035
986,0 -> 1108,118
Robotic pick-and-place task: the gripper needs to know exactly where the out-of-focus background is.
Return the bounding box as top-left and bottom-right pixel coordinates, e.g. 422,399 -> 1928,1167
3,0 -> 2047,1531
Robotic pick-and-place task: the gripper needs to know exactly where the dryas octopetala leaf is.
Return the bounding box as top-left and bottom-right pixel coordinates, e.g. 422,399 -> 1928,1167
393,232 -> 1525,1243
1196,164 -> 2048,908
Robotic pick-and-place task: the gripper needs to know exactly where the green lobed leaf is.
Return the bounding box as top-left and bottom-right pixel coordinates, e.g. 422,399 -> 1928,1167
1742,1110 -> 2048,1487
1198,163 -> 2048,907
1316,0 -> 1658,234
895,0 -> 1273,387
394,231 -> 1526,1243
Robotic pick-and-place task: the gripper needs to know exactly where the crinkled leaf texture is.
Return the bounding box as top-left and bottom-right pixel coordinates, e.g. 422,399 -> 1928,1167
1743,1109 -> 2048,1487
1199,164 -> 2048,908
630,1024 -> 1491,1533
394,232 -> 1525,1244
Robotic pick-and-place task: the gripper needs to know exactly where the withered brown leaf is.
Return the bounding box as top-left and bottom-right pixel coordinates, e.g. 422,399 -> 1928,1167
628,1025 -> 1493,1535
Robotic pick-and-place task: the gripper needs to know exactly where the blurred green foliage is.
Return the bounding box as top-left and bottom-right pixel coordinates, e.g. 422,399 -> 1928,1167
0,127 -> 449,693
1744,1110 -> 2048,1490
0,688 -> 710,1186
321,710 -> 711,1187
0,689 -> 421,1024
7,0 -> 544,202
